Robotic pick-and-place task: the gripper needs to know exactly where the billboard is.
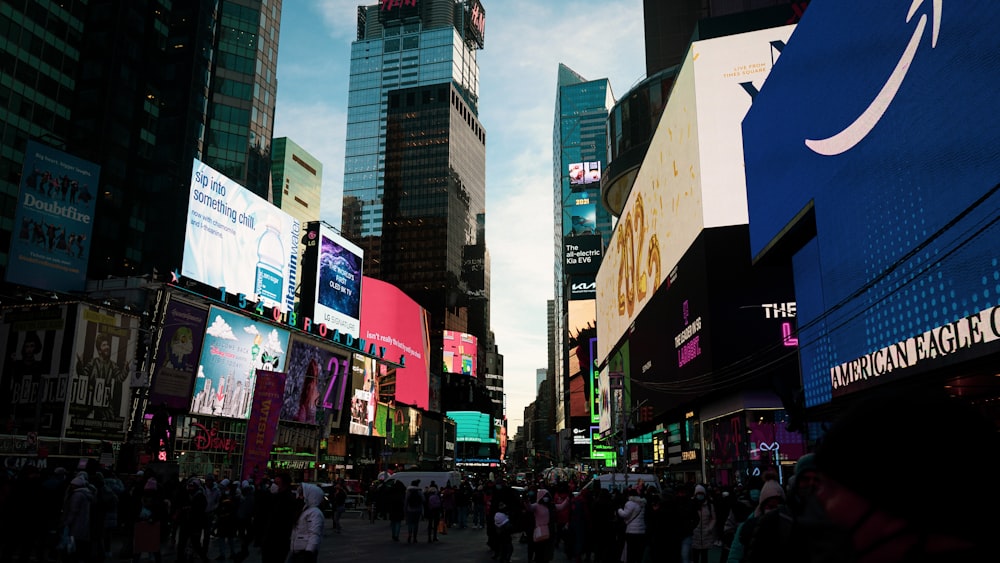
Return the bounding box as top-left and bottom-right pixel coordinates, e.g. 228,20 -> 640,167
742,1 -> 1000,406
348,354 -> 385,437
564,234 -> 603,275
7,140 -> 100,292
191,306 -> 291,419
359,276 -> 432,409
147,297 -> 208,411
567,201 -> 597,237
569,273 -> 596,301
242,369 -> 285,482
0,305 -> 73,435
182,158 -> 300,312
442,330 -> 477,376
66,306 -> 139,439
280,337 -> 351,426
313,223 -> 363,338
595,25 -> 795,365
569,162 -> 602,187
447,410 -> 494,442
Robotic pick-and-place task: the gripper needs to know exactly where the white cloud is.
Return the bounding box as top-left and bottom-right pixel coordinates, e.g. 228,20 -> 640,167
242,324 -> 260,337
206,315 -> 237,339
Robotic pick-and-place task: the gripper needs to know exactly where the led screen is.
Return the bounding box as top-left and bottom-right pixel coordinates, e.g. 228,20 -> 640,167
313,223 -> 363,338
191,306 -> 290,419
595,25 -> 796,365
359,276 -> 431,409
442,330 -> 477,376
568,162 -> 602,186
182,158 -> 300,312
742,2 -> 1000,406
148,297 -> 208,411
564,234 -> 603,275
7,141 -> 100,292
446,410 -> 494,442
280,337 -> 351,426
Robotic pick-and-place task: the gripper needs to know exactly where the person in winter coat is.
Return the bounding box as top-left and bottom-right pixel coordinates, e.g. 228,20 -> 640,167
386,479 -> 406,541
288,484 -> 324,563
62,473 -> 94,563
528,489 -> 554,563
727,480 -> 783,563
404,480 -> 424,543
690,484 -> 717,563
616,488 -> 647,563
424,481 -> 442,542
176,478 -> 210,563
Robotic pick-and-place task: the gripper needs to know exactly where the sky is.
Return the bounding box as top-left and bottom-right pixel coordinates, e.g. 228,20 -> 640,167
272,0 -> 647,436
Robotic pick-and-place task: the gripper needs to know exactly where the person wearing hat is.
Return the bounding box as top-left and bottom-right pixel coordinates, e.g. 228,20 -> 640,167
725,480 -> 782,563
690,484 -> 718,563
493,501 -> 514,563
616,487 -> 647,563
812,390 -> 1000,562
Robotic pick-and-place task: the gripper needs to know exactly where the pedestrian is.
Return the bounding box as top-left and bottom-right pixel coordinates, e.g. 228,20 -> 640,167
727,480 -> 782,563
472,485 -> 485,528
528,489 -> 554,563
331,479 -> 347,534
690,484 -> 717,563
616,488 -> 646,563
201,475 -> 221,554
133,477 -> 166,563
493,502 -> 515,563
258,474 -> 300,563
212,480 -> 239,560
288,483 -> 324,563
60,473 -> 94,563
386,479 -> 406,542
176,478 -> 210,563
425,481 -> 442,542
404,480 -> 424,543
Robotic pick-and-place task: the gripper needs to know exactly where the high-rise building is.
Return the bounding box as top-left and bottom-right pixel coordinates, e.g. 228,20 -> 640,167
271,137 -> 323,226
553,65 -> 614,438
0,0 -> 282,283
342,1 -> 489,370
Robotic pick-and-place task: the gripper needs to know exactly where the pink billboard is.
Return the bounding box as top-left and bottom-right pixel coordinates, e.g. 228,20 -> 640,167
359,276 -> 431,410
442,330 -> 477,376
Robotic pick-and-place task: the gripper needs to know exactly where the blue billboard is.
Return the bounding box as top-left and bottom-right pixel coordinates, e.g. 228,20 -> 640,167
7,141 -> 100,292
743,1 -> 1000,406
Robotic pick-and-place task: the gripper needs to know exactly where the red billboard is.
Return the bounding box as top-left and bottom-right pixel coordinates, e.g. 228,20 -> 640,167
359,276 -> 432,410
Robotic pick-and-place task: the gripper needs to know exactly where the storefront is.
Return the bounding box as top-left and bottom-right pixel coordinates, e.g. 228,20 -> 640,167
173,414 -> 244,480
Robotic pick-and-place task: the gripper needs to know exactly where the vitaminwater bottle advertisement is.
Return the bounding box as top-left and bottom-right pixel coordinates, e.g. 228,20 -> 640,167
182,158 -> 300,312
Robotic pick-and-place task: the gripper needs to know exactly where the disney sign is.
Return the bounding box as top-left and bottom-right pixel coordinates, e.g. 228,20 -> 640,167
191,422 -> 239,453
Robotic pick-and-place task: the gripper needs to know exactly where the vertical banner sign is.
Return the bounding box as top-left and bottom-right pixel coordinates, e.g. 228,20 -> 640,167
66,306 -> 137,439
0,305 -> 73,435
7,140 -> 100,292
242,369 -> 286,483
148,300 -> 208,411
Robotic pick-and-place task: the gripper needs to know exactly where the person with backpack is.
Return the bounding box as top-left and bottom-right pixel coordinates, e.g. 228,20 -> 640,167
331,480 -> 348,534
425,481 -> 442,542
404,480 -> 424,544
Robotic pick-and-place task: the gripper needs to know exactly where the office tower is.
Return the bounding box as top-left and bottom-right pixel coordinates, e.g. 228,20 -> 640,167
0,0 -> 282,283
271,137 -> 323,226
342,1 -> 488,367
553,65 -> 614,434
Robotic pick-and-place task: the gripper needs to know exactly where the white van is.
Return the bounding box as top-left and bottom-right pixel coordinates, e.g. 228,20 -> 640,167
589,473 -> 661,495
383,470 -> 463,489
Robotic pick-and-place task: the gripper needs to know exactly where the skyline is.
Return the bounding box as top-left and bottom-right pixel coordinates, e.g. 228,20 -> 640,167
273,0 -> 646,435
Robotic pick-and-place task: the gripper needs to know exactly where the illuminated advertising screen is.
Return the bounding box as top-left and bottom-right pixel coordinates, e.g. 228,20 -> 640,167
442,330 -> 477,376
742,2 -> 1000,406
348,354 -> 385,436
595,25 -> 796,365
359,276 -> 432,409
567,201 -> 597,237
182,158 -> 300,312
313,223 -> 363,338
589,337 -> 599,424
568,162 -> 602,186
66,306 -> 139,439
569,273 -> 596,301
191,306 -> 291,419
590,425 -> 616,465
446,410 -> 494,442
564,234 -> 603,275
7,140 -> 100,292
148,298 -> 209,411
0,304 -> 73,435
280,337 -> 351,426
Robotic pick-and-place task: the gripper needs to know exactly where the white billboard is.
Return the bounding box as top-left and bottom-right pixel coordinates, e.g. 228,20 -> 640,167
595,25 -> 795,364
313,223 -> 363,338
182,159 -> 300,312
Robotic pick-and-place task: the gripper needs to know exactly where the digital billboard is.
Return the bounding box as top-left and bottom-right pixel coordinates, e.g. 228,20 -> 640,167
182,158 -> 300,312
447,410 -> 494,442
191,306 -> 290,419
7,140 -> 100,292
280,337 -> 352,426
742,1 -> 1000,407
564,234 -> 603,275
147,297 -> 209,411
0,304 -> 74,436
348,354 -> 385,437
359,276 -> 432,409
313,223 -> 363,338
567,201 -> 597,237
66,306 -> 139,440
569,162 -> 602,186
442,330 -> 477,376
595,25 -> 795,365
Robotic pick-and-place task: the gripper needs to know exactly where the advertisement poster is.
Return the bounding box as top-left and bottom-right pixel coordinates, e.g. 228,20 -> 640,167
442,330 -> 477,376
359,276 -> 432,409
280,337 -> 351,426
191,306 -> 290,420
242,369 -> 286,483
148,298 -> 208,411
348,355 -> 382,436
66,306 -> 138,440
7,140 -> 101,292
182,158 -> 300,312
314,224 -> 363,339
0,305 -> 73,436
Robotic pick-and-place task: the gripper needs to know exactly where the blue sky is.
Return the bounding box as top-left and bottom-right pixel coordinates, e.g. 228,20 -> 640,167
273,0 -> 646,435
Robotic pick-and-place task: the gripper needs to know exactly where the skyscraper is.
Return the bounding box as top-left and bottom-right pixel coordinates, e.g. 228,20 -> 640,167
553,65 -> 614,435
342,1 -> 489,370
